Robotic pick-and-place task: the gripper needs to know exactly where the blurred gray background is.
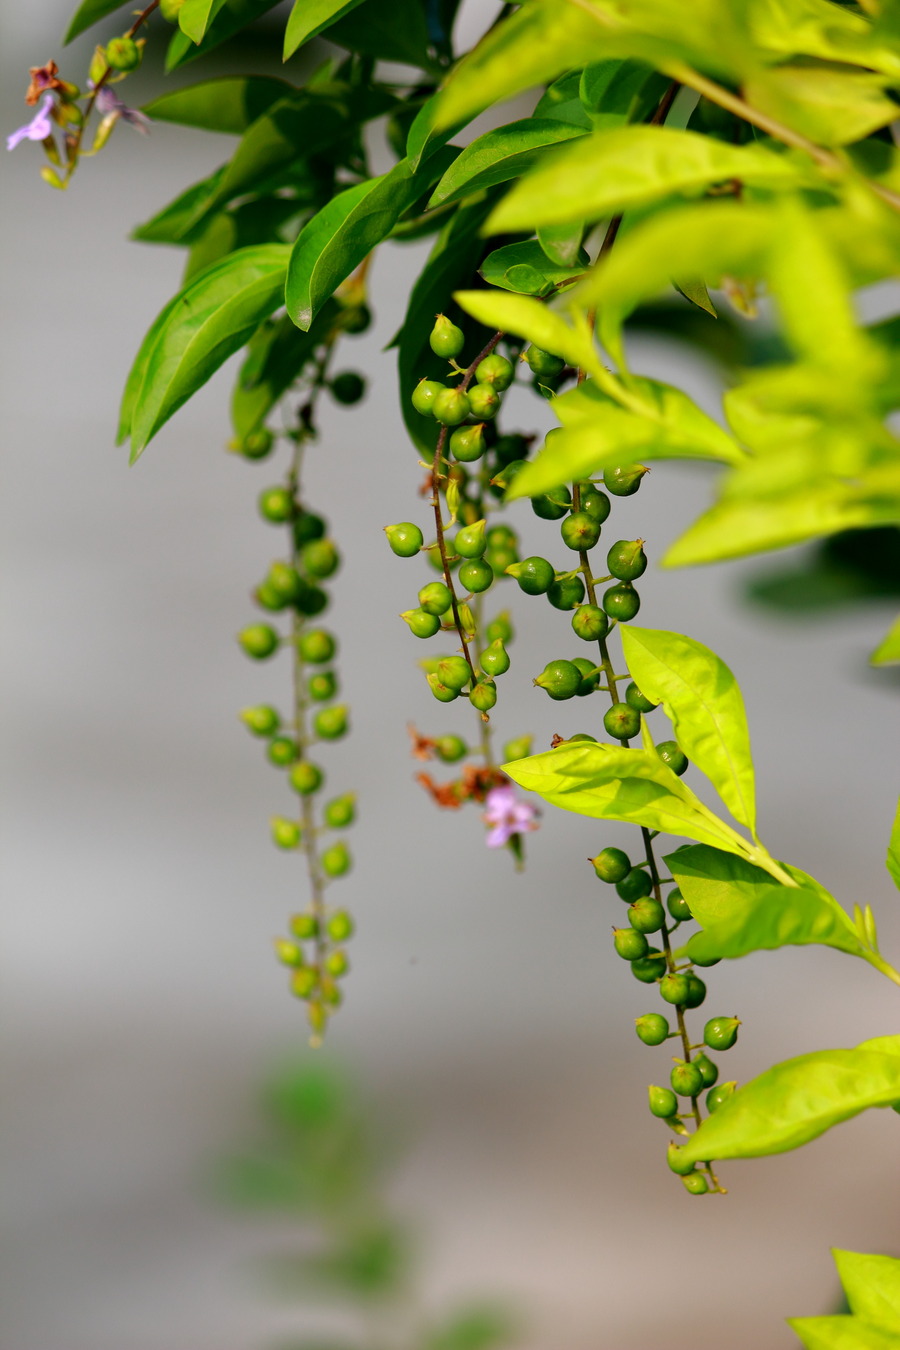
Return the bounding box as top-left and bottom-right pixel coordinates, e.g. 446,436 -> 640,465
3,4 -> 900,1348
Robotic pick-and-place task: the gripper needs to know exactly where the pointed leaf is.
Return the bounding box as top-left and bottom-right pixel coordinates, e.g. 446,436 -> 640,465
479,240 -> 589,298
131,167 -> 229,245
165,0 -> 282,72
142,76 -> 293,135
744,63 -> 899,148
231,305 -> 337,438
324,0 -> 435,66
63,0 -> 128,43
870,615 -> 900,668
428,119 -> 586,209
178,0 -> 230,44
789,1317 -> 899,1350
283,0 -> 365,59
834,1250 -> 900,1332
117,292 -> 184,446
887,797 -> 900,891
452,291 -> 604,381
537,221 -> 585,269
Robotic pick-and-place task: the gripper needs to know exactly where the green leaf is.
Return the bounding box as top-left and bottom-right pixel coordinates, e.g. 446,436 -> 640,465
871,615 -> 900,668
165,0 -> 282,72
536,221 -> 585,269
479,240 -> 589,298
286,148 -> 457,331
406,90 -> 469,172
452,290 -> 604,381
620,626 -> 757,833
231,306 -> 336,438
674,278 -> 716,316
283,0 -> 365,59
131,167 -> 229,245
63,0 -> 128,43
789,1317 -> 900,1350
125,244 -> 289,458
117,292 -> 184,447
485,126 -> 807,232
142,76 -> 293,135
178,0 -> 230,44
534,71 -> 594,131
833,1250 -> 900,1332
673,1042 -> 900,1165
428,119 -> 586,209
326,0 -> 435,67
424,1306 -> 516,1350
750,0 -> 900,78
579,59 -> 665,131
744,63 -> 899,148
181,196 -> 301,281
664,845 -> 864,963
887,797 -> 900,891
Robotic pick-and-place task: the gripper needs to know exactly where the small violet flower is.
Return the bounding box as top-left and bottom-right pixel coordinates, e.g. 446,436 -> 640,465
7,93 -> 55,151
93,83 -> 150,134
483,783 -> 539,849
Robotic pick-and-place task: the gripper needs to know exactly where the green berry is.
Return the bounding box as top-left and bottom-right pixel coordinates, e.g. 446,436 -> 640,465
561,512 -> 601,552
321,841 -> 351,877
666,887 -> 692,922
235,427 -> 274,460
706,1080 -> 737,1113
704,1017 -> 740,1051
667,1142 -> 697,1176
429,314 -> 465,358
238,624 -> 279,659
267,735 -> 299,766
266,562 -> 305,605
503,734 -> 532,762
603,463 -> 647,496
683,974 -> 707,1010
330,371 -> 366,404
572,656 -> 600,696
418,581 -> 453,616
547,574 -> 585,610
603,702 -> 641,740
489,459 -> 529,496
486,610 -> 514,643
534,658 -> 582,700
290,761 -> 324,795
469,680 -> 497,712
453,519 -> 487,557
270,816 -> 302,849
578,485 -> 611,523
691,951 -> 721,969
325,949 -> 350,977
434,655 -> 471,692
658,741 -> 689,776
314,704 -> 349,739
603,582 -> 641,622
255,580 -> 288,612
341,303 -> 371,334
297,585 -> 328,617
106,35 -> 141,70
486,544 -> 517,574
432,387 -> 471,426
682,1172 -> 709,1195
324,794 -> 356,828
159,0 -> 185,21
625,682 -> 656,714
450,423 -> 486,462
659,972 -> 691,1005
607,538 -> 648,582
648,1085 -> 679,1118
308,670 -> 337,701
591,847 -> 631,883
427,676 -> 459,703
327,910 -> 355,941
615,867 -> 653,902
531,488 -> 572,521
459,557 -> 494,593
631,948 -> 666,983
671,1061 -> 704,1097
290,967 -> 318,999
302,539 -> 340,579
628,898 -> 666,934
240,704 -> 280,736
635,1013 -> 670,1046
479,640 -> 510,677
694,1053 -> 718,1088
435,733 -> 468,763
401,606 -> 442,639
274,937 -> 304,968
385,522 -> 424,558
571,605 -> 609,642
508,556 -> 555,596
614,927 -> 649,961
492,435 -> 527,468
425,542 -> 457,573
290,912 -> 319,941
258,486 -> 294,523
475,353 -> 514,390
294,512 -> 326,546
298,629 -> 336,664
467,383 -> 501,420
523,345 -> 565,378
412,379 -> 445,417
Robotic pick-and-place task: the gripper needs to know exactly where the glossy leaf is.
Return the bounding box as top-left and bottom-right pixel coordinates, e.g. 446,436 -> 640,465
117,292 -> 184,447
142,77 -> 293,135
834,1250 -> 900,1332
182,196 -> 301,281
534,71 -> 594,131
665,845 -> 864,963
131,167 -> 228,245
63,0 -> 128,43
326,0 -> 436,66
286,148 -> 457,331
165,0 -> 282,72
673,1043 -> 900,1165
406,90 -> 470,171
428,119 -> 586,209
125,245 -> 289,457
744,64 -> 899,148
887,797 -> 900,891
621,626 -> 757,832
579,59 -> 666,131
870,616 -> 900,668
479,241 -> 589,298
536,221 -> 585,269
178,0 -> 229,44
750,0 -> 900,78
453,291 -> 603,381
284,0 -> 365,59
231,305 -> 337,438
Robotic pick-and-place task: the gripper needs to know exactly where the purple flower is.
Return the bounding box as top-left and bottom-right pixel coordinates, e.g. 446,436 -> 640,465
93,83 -> 150,134
7,93 -> 55,151
483,783 -> 539,848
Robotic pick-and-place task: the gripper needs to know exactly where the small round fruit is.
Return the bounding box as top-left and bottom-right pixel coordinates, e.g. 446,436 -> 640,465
658,741 -> 689,776
427,676 -> 458,703
308,670 -> 337,701
435,733 -> 467,763
531,489 -> 572,522
625,682 -> 656,714
267,735 -> 299,766
327,910 -> 355,941
523,345 -> 565,378
289,761 -> 324,795
607,539 -> 648,582
401,606 -> 441,638
106,36 -> 141,69
330,371 -> 366,404
490,459 -> 528,496
603,702 -> 641,740
302,539 -> 339,579
418,581 -> 453,616
412,379 -> 445,417
628,898 -> 666,934
615,867 -> 653,902
385,522 -> 424,558
666,887 -> 693,922
591,848 -> 631,883
704,1017 -> 740,1051
453,520 -> 486,557
631,949 -> 666,983
240,705 -> 280,736
492,435 -> 527,468
321,841 -> 351,877
547,574 -> 585,610
648,1085 -> 679,1118
429,314 -> 465,358
614,927 -> 649,961
432,387 -> 471,426
572,656 -> 601,696
468,383 -> 501,420
480,640 -> 510,677
290,912 -> 319,940
159,0 -> 185,21
236,427 -> 274,460
314,704 -> 349,739
603,582 -> 641,622
435,655 -> 471,692
502,734 -> 532,763
459,557 -> 494,593
635,1013 -> 670,1046
667,1143 -> 697,1176
450,423 -> 486,462
694,1053 -> 718,1088
683,974 -> 707,1010
294,512 -> 326,546
325,949 -> 350,977
298,629 -> 336,664
475,353 -> 514,390
682,1172 -> 709,1195
671,1061 -> 704,1097
509,556 -> 554,596
578,484 -> 611,523
561,512 -> 601,552
425,542 -> 456,573
274,938 -> 304,968
270,817 -> 301,849
323,794 -> 356,828
258,486 -> 294,523
290,967 -> 318,999
603,463 -> 647,496
486,610 -> 514,644
469,680 -> 497,712
534,659 -> 582,700
706,1080 -> 737,1113
691,950 -> 721,969
266,562 -> 305,605
659,972 -> 691,1005
238,624 -> 279,659
341,303 -> 371,334
572,605 -> 609,642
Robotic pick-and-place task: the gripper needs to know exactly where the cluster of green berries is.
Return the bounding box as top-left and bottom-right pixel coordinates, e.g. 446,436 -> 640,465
411,316 -> 516,435
274,905 -> 356,1040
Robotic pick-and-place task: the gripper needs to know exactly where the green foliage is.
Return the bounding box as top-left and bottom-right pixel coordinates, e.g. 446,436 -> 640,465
165,0 -> 283,71
178,0 -> 230,45
63,0 -> 130,43
142,76 -> 293,134
429,119 -> 586,209
283,0 -> 367,60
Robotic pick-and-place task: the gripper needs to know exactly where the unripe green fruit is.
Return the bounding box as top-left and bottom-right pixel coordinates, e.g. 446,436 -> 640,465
591,847 -> 630,883
572,656 -> 600,696
324,794 -> 356,828
427,675 -> 459,703
297,585 -> 329,618
603,702 -> 641,740
435,733 -> 468,763
274,937 -> 304,968
467,383 -> 501,420
636,1013 -> 670,1046
694,1053 -> 718,1088
240,704 -> 280,736
578,484 -> 611,523
266,562 -> 305,605
648,1085 -> 679,1118
523,345 -> 565,378
298,629 -> 336,663
425,542 -> 457,574
385,522 -> 424,558
459,557 -> 494,593
435,655 -> 471,692
259,486 -> 295,523
319,978 -> 342,1007
294,512 -> 326,546
667,1143 -> 697,1176
326,949 -> 350,978
291,967 -> 318,999
615,867 -> 653,902
486,610 -> 514,643
235,427 -> 274,460
330,371 -> 366,404
628,898 -> 666,934
503,734 -> 532,762
267,735 -> 300,767
658,741 -> 689,776
607,539 -> 648,582
561,511 -> 601,552
691,951 -> 721,969
666,887 -> 692,922
341,303 -> 371,334
290,761 -> 324,795
572,604 -> 609,642
547,574 -> 585,611
534,658 -> 582,700
271,816 -> 302,849
706,1080 -> 737,1113
671,1061 -> 704,1097
159,0 -> 185,21
631,948 -> 666,982
603,463 -> 647,496
429,314 -> 465,358
314,704 -> 349,739
625,682 -> 656,714
492,435 -> 527,468
603,582 -> 641,622
614,927 -> 649,961
308,670 -> 337,701
402,608 -> 442,642
532,488 -> 572,521
704,1017 -> 740,1051
490,458 -> 528,495
106,36 -> 141,70
475,353 -> 514,390
238,624 -> 279,659
487,544 -> 517,574
322,841 -> 351,877
412,379 -> 445,417
508,556 -> 554,596
302,539 -> 339,579
469,680 -> 497,712
682,1172 -> 709,1195
450,423 -> 486,462
419,581 -> 453,616
659,972 -> 691,1005
327,910 -> 355,942
255,580 -> 288,612
683,973 -> 707,1009
290,912 -> 319,940
479,640 -> 510,677
433,387 -> 471,426
453,519 -> 487,557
